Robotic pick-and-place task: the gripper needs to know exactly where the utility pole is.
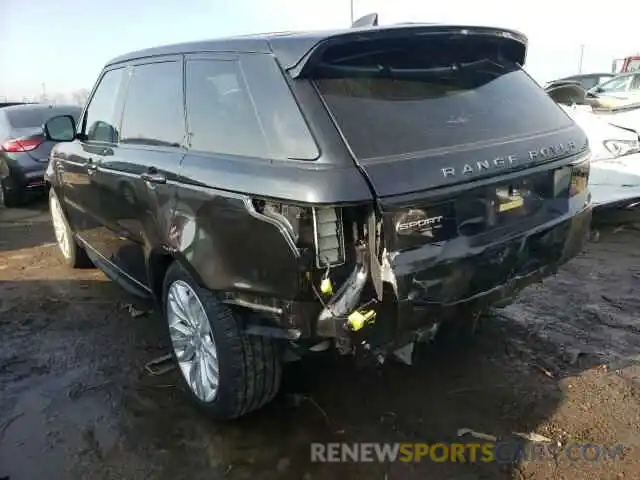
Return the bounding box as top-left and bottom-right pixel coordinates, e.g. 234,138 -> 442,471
350,0 -> 354,25
578,44 -> 585,74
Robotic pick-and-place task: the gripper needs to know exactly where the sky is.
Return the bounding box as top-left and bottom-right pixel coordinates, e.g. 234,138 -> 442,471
1,0 -> 640,100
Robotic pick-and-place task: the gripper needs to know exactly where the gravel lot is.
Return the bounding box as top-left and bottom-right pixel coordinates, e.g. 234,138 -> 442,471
1,200 -> 639,479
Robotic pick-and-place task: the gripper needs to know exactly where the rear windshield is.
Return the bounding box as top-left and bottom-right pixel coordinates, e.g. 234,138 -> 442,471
6,106 -> 81,129
315,56 -> 573,160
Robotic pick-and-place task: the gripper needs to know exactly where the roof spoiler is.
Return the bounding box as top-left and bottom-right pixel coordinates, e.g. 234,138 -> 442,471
282,24 -> 528,78
351,13 -> 378,28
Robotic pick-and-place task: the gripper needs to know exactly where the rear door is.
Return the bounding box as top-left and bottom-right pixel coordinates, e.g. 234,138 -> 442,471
96,57 -> 185,286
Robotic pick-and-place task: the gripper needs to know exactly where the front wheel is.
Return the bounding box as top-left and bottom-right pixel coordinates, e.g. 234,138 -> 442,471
163,262 -> 282,419
49,188 -> 93,268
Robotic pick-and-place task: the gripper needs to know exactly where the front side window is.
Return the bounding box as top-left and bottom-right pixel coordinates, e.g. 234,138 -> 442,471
83,68 -> 125,143
120,61 -> 185,148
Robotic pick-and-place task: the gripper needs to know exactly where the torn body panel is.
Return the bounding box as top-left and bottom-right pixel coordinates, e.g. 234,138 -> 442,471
310,153 -> 592,355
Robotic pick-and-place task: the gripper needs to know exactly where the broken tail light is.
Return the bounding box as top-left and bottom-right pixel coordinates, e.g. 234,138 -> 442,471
251,200 -> 346,268
312,207 -> 345,268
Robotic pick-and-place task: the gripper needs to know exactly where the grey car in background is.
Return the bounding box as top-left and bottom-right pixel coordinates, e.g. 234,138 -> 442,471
0,103 -> 82,207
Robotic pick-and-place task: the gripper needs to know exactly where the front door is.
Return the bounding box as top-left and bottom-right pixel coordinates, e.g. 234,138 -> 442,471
97,57 -> 185,287
59,67 -> 128,244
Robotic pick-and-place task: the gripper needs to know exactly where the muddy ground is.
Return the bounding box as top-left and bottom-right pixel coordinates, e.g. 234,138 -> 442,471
1,201 -> 639,480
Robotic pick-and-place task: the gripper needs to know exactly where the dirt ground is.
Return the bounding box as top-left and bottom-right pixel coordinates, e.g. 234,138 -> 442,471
1,201 -> 639,480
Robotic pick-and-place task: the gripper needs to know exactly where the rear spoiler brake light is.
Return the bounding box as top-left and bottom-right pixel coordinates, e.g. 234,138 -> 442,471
286,21 -> 528,79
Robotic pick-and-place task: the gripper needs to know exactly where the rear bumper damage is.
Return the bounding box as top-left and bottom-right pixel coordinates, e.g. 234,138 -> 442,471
315,204 -> 592,354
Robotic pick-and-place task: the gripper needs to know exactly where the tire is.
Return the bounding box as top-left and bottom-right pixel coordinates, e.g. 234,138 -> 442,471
1,177 -> 22,208
162,261 -> 282,420
434,310 -> 484,347
49,188 -> 93,268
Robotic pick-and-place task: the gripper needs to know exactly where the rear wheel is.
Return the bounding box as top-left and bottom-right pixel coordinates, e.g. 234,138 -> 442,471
49,188 -> 93,268
434,310 -> 484,347
1,177 -> 22,208
163,262 -> 282,419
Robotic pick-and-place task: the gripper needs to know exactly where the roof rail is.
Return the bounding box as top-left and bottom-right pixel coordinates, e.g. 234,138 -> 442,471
351,13 -> 378,28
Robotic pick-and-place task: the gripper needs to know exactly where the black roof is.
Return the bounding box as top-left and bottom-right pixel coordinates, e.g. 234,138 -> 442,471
0,102 -> 33,108
106,23 -> 528,71
1,103 -> 81,114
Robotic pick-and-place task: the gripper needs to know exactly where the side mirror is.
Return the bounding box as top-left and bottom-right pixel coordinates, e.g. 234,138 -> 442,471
44,115 -> 77,142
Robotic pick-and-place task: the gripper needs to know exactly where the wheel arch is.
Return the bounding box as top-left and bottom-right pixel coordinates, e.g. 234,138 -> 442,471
147,247 -> 208,308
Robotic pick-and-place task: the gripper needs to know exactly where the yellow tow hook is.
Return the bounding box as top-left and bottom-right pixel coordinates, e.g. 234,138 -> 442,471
347,309 -> 377,331
320,276 -> 333,296
319,264 -> 334,296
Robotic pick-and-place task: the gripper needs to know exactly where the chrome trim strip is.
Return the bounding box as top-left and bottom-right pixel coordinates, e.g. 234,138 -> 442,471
75,235 -> 153,293
242,198 -> 300,257
223,298 -> 284,315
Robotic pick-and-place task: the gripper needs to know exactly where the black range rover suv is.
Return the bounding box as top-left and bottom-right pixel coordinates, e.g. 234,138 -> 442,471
43,19 -> 593,419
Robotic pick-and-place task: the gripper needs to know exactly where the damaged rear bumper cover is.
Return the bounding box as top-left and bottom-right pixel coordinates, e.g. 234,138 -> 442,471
316,205 -> 593,345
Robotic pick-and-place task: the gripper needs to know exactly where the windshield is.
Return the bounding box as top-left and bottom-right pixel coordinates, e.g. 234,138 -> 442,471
597,75 -> 632,93
315,62 -> 572,161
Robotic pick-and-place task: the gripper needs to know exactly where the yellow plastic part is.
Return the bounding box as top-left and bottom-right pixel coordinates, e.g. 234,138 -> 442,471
347,309 -> 377,331
320,277 -> 333,296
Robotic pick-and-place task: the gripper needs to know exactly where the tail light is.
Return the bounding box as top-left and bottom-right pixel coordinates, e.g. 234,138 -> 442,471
569,160 -> 590,197
251,199 -> 346,268
2,135 -> 44,152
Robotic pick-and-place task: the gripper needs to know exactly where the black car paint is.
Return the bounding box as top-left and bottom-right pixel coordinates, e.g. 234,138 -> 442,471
45,23 -> 593,353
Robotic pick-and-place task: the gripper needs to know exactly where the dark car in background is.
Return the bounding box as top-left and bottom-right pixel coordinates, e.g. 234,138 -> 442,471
0,103 -> 82,207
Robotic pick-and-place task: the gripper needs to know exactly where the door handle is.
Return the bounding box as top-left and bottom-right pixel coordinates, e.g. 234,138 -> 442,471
140,170 -> 167,184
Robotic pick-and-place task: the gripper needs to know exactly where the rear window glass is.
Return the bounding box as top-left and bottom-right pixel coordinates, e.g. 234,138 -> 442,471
6,107 -> 81,129
315,55 -> 573,161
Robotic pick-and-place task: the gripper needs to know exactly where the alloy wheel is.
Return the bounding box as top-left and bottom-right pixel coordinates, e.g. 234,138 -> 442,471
50,192 -> 72,260
167,280 -> 220,402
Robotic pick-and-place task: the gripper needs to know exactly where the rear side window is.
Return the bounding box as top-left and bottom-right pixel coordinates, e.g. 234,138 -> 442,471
313,40 -> 573,161
186,59 -> 264,157
185,55 -> 319,160
120,61 -> 185,148
84,68 -> 126,143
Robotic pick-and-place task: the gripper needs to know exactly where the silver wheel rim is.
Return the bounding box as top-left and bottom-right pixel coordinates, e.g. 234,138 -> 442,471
167,280 -> 219,402
50,192 -> 72,260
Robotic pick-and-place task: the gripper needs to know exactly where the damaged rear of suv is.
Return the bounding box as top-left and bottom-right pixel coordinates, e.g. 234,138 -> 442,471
44,18 -> 592,419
